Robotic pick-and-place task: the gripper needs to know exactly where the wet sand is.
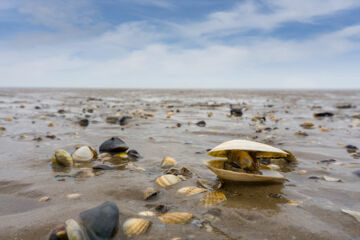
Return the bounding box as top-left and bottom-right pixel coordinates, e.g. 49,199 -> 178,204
0,88 -> 359,240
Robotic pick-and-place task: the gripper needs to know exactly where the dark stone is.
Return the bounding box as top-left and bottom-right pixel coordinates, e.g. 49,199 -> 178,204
57,109 -> 65,114
79,118 -> 89,127
79,201 -> 119,240
127,149 -> 142,160
313,112 -> 334,118
119,116 -> 132,126
106,116 -> 119,124
336,104 -> 354,109
99,137 -> 129,153
196,120 -> 206,127
176,123 -> 182,128
35,106 -> 41,110
353,170 -> 360,178
308,176 -> 320,179
320,159 -> 336,163
346,145 -> 358,151
230,108 -> 243,117
268,193 -> 282,199
155,204 -> 169,213
33,137 -> 42,141
93,164 -> 115,170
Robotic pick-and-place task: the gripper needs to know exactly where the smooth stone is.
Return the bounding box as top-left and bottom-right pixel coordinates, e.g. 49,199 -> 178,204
92,164 -> 115,170
79,119 -> 89,127
127,149 -> 142,160
196,120 -> 206,127
313,112 -> 334,118
119,116 -> 132,126
99,137 -> 129,153
106,116 -> 119,124
230,108 -> 243,117
79,201 -> 119,240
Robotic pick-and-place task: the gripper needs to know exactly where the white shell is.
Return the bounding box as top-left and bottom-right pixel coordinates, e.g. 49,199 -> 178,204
177,186 -> 207,196
72,146 -> 96,161
161,157 -> 177,168
205,159 -> 285,182
208,139 -> 287,158
156,174 -> 181,187
123,218 -> 151,236
65,219 -> 87,240
342,209 -> 360,222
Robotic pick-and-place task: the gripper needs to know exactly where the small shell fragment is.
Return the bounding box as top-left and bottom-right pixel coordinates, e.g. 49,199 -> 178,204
298,170 -> 307,175
161,157 -> 177,168
156,174 -> 181,188
144,187 -> 159,200
177,186 -> 207,196
67,193 -> 81,199
300,121 -> 315,129
138,211 -> 156,217
123,218 -> 151,236
341,209 -> 360,222
158,212 -> 193,224
200,191 -> 227,207
323,175 -> 341,182
287,200 -> 302,206
65,219 -> 87,240
39,196 -> 50,202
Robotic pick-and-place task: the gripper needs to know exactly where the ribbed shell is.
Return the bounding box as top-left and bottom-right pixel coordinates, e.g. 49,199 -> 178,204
201,191 -> 227,207
123,218 -> 151,237
156,174 -> 181,187
177,186 -> 207,196
161,157 -> 177,168
158,212 -> 193,224
208,139 -> 287,158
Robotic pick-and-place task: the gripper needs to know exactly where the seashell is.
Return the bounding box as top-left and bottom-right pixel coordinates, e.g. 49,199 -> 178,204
65,219 -> 87,240
323,175 -> 341,182
158,212 -> 193,224
138,211 -> 156,217
298,170 -> 307,174
300,121 -> 314,129
196,178 -> 222,190
67,193 -> 81,199
127,149 -> 142,160
208,139 -> 287,158
205,159 -> 285,182
144,187 -> 159,200
72,146 -> 97,162
200,191 -> 227,207
52,150 -> 73,167
164,166 -> 193,178
156,174 -> 181,187
161,157 -> 177,168
123,218 -> 151,236
342,209 -> 360,222
177,186 -> 207,196
166,112 -> 174,118
287,200 -> 302,206
99,137 -> 129,153
39,196 -> 50,202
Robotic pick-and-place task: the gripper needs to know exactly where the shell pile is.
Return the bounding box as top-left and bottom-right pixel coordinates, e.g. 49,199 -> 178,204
158,212 -> 193,224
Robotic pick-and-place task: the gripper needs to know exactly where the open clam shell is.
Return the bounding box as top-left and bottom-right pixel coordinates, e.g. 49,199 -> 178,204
72,146 -> 97,162
205,159 -> 285,182
158,212 -> 193,224
177,186 -> 207,196
208,139 -> 287,157
200,191 -> 227,207
123,218 -> 151,237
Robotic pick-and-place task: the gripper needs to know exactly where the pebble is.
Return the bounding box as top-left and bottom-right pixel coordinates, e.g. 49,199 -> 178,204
119,116 -> 132,126
79,118 -> 89,127
67,193 -> 81,199
313,112 -> 334,118
92,164 -> 115,170
106,116 -> 119,124
39,196 -> 50,202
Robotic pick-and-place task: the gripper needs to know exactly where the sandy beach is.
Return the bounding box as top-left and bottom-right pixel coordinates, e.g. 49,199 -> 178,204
0,88 -> 360,240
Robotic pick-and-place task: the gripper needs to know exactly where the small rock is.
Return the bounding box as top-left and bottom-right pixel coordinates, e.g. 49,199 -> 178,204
144,187 -> 159,200
39,196 -> 50,202
352,170 -> 360,178
208,112 -> 213,117
345,145 -> 358,153
57,109 -> 66,114
313,112 -> 334,118
48,122 -> 55,127
320,159 -> 336,163
67,193 -> 81,199
46,133 -> 56,139
127,149 -> 142,160
52,150 -> 73,167
79,201 -> 119,240
323,175 -> 341,182
298,170 -> 307,174
106,116 -> 119,124
196,120 -> 206,127
230,108 -> 242,117
93,164 -> 115,170
268,193 -> 282,199
308,176 -> 321,179
79,118 -> 89,127
155,204 -> 169,213
119,116 -> 132,126
65,219 -> 87,240
0,127 -> 6,131
34,106 -> 41,109
295,131 -> 308,136
5,117 -> 13,121
300,121 -> 314,129
161,156 -> 177,168
48,224 -> 67,240
336,104 -> 354,109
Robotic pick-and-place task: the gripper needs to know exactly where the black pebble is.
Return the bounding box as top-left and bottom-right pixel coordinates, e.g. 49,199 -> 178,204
353,170 -> 360,178
119,116 -> 132,126
79,118 -> 89,127
320,159 -> 336,163
230,108 -> 243,117
313,112 -> 334,118
269,193 -> 282,199
196,120 -> 206,127
309,176 -> 320,179
93,164 -> 115,170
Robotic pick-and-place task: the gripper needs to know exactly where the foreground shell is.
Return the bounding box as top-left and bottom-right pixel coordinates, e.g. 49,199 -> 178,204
208,139 -> 287,158
200,191 -> 227,207
158,212 -> 193,224
205,159 -> 285,182
72,146 -> 97,161
123,218 -> 151,237
161,157 -> 177,168
65,219 -> 87,240
52,150 -> 73,167
99,137 -> 129,153
156,174 -> 181,187
177,186 -> 207,196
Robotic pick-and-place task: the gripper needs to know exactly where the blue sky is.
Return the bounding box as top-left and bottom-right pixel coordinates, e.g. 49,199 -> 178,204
0,0 -> 360,88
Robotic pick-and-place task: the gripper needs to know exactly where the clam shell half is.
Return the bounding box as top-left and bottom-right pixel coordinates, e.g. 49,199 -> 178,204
205,159 -> 285,182
158,212 -> 193,224
123,218 -> 151,236
208,139 -> 287,158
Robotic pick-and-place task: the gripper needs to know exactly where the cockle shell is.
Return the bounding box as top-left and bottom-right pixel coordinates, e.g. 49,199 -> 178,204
123,218 -> 151,236
65,219 -> 87,240
156,174 -> 181,187
205,159 -> 286,182
200,191 -> 227,207
161,157 -> 177,168
143,187 -> 159,200
158,212 -> 193,224
208,139 -> 287,158
177,186 -> 207,196
138,211 -> 156,217
72,146 -> 97,161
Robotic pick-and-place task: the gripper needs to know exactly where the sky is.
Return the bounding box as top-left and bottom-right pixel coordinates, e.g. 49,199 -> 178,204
0,0 -> 360,89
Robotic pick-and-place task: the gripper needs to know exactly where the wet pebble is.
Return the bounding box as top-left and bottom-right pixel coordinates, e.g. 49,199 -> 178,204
345,145 -> 358,153
93,164 -> 115,170
308,176 -> 321,180
127,149 -> 142,160
79,201 -> 119,240
79,118 -> 89,127
313,112 -> 334,118
106,116 -> 119,124
196,120 -> 206,127
230,108 -> 242,117
119,116 -> 132,126
352,170 -> 360,178
320,159 -> 336,163
268,193 -> 282,199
